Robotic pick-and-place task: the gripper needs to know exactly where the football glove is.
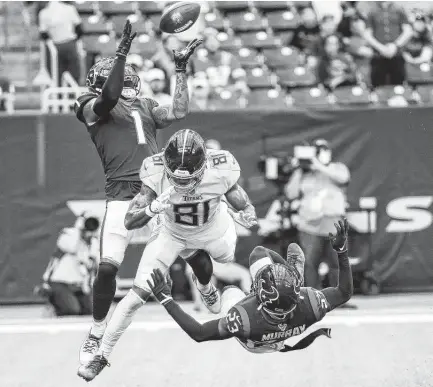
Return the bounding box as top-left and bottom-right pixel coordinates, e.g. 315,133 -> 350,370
146,186 -> 174,216
329,218 -> 349,253
147,269 -> 173,305
116,20 -> 137,59
173,38 -> 203,73
227,207 -> 258,229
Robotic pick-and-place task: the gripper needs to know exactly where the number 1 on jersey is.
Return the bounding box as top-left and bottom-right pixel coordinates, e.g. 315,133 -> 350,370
131,110 -> 147,145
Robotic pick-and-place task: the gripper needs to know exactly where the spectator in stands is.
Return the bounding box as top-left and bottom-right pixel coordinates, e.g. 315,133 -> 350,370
403,12 -> 433,65
143,68 -> 172,105
151,34 -> 185,94
35,214 -> 99,317
189,76 -> 210,110
337,1 -> 373,59
317,34 -> 358,90
285,140 -> 350,290
362,1 -> 413,87
38,1 -> 83,85
290,7 -> 321,56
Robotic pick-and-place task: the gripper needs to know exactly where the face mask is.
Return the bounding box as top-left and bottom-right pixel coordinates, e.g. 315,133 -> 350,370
318,149 -> 332,165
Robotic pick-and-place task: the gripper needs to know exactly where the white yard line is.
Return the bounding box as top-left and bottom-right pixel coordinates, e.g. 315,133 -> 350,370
1,313 -> 433,334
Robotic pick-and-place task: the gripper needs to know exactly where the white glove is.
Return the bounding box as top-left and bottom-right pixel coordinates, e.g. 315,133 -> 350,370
227,207 -> 257,228
147,186 -> 174,215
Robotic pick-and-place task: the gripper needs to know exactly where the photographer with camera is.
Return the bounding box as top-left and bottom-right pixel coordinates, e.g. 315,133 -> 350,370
285,140 -> 350,290
35,214 -> 100,316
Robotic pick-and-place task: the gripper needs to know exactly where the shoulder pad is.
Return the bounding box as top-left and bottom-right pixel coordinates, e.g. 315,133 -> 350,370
140,153 -> 164,190
305,287 -> 329,321
74,92 -> 98,123
208,150 -> 240,172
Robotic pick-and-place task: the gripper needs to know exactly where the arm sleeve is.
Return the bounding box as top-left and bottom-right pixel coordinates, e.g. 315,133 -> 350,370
164,301 -> 228,342
305,287 -> 330,321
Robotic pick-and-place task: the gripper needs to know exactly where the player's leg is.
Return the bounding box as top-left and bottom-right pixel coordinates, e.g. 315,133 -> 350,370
78,229 -> 182,381
80,201 -> 131,364
212,261 -> 252,294
181,249 -> 221,313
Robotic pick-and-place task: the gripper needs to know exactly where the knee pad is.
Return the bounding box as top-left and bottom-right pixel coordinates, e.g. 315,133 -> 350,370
97,262 -> 118,280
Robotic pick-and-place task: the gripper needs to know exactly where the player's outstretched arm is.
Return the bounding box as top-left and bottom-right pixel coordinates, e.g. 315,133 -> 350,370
124,184 -> 157,230
321,218 -> 354,311
148,269 -> 237,342
81,20 -> 136,123
152,39 -> 203,128
225,183 -> 257,228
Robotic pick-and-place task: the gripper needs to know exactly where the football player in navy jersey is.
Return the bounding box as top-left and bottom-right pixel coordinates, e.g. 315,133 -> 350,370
149,218 -> 353,354
74,20 -> 204,364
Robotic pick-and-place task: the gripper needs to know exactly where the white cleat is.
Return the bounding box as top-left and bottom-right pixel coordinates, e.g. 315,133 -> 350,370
192,275 -> 221,314
79,330 -> 103,365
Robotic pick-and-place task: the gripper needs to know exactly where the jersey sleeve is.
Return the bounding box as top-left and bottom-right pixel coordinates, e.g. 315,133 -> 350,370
222,305 -> 251,339
139,154 -> 164,194
74,92 -> 98,124
305,287 -> 330,322
208,150 -> 241,191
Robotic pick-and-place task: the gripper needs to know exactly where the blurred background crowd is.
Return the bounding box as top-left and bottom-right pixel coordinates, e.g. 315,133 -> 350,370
2,1 -> 433,112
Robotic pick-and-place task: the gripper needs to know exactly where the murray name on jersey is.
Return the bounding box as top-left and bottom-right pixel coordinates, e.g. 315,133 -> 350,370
140,149 -> 241,237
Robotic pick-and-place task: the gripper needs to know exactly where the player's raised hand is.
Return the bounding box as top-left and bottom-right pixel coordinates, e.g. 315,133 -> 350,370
329,217 -> 349,253
228,208 -> 258,229
149,186 -> 174,214
147,269 -> 173,305
173,38 -> 203,73
116,19 -> 137,59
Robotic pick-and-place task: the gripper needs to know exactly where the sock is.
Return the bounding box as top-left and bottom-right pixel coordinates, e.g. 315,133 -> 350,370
99,290 -> 145,359
91,319 -> 107,338
92,263 -> 118,322
196,280 -> 212,294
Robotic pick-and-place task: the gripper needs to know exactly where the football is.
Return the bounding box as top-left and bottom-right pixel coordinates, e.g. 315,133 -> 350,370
159,2 -> 201,34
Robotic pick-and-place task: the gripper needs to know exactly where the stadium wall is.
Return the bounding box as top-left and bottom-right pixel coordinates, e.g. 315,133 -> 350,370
1,108 -> 433,303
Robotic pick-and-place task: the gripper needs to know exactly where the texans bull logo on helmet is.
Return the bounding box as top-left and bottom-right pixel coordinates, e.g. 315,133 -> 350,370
258,279 -> 280,307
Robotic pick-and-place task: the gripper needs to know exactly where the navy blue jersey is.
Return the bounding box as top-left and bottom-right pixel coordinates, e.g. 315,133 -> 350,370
225,287 -> 329,353
75,93 -> 161,198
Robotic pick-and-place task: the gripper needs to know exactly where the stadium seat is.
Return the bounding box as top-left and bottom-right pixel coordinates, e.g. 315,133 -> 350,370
373,85 -> 412,106
245,67 -> 276,89
146,13 -> 163,29
82,35 -> 116,55
247,88 -> 287,107
111,14 -> 148,37
289,86 -> 329,107
82,16 -> 110,35
239,31 -> 281,49
217,32 -> 242,51
263,46 -> 301,69
214,1 -> 250,13
406,63 -> 433,86
266,10 -> 299,31
254,1 -> 292,12
227,12 -> 264,32
129,34 -> 158,57
99,1 -> 136,16
204,11 -> 226,31
413,85 -> 433,104
138,1 -> 163,15
276,66 -> 316,88
236,48 -> 261,68
210,89 -> 243,109
75,1 -> 97,16
333,85 -> 371,106
292,1 -> 312,11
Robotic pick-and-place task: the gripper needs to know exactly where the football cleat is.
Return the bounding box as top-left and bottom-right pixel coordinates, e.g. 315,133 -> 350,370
192,274 -> 221,314
162,129 -> 207,194
79,330 -> 102,365
77,354 -> 110,382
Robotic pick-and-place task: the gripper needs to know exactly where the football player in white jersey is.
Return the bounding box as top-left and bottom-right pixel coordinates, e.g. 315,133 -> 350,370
78,129 -> 257,381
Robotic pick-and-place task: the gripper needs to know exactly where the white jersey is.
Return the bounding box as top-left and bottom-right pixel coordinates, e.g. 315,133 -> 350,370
140,149 -> 240,240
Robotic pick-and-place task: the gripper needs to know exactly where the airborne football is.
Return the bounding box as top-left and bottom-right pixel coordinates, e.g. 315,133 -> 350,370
159,1 -> 201,34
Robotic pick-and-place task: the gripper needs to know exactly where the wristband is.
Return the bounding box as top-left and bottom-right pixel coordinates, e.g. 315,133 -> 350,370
144,205 -> 156,217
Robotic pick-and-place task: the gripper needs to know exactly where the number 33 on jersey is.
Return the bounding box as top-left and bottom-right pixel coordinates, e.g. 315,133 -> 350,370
140,149 -> 241,232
